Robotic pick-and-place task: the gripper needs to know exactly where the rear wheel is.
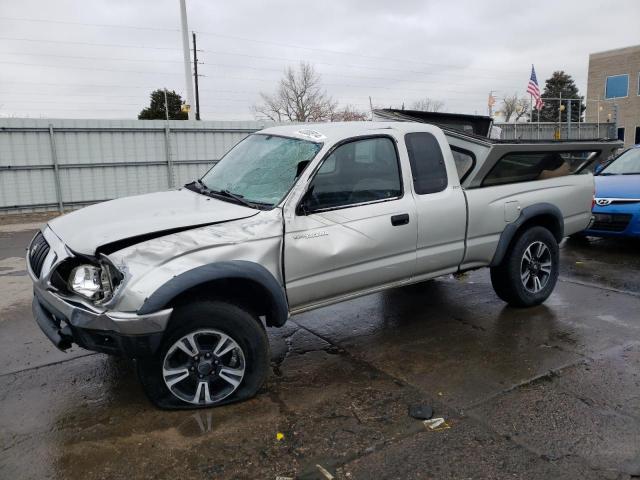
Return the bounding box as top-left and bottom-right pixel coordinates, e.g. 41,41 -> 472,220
490,226 -> 559,307
136,300 -> 269,409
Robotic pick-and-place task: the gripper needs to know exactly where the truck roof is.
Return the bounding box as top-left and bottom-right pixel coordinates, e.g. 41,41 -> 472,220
258,121 -> 440,143
259,121 -> 621,147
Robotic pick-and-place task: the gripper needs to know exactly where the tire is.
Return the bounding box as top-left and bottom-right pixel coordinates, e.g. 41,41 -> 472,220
490,226 -> 559,308
136,300 -> 269,409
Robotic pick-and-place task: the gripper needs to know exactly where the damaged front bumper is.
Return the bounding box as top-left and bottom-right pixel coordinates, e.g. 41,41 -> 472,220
32,287 -> 171,357
28,227 -> 172,358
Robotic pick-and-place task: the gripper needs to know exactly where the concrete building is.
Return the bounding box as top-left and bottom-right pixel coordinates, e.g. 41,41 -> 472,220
586,45 -> 640,147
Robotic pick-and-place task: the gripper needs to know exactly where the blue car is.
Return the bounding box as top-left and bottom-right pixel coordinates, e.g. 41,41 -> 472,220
586,144 -> 640,238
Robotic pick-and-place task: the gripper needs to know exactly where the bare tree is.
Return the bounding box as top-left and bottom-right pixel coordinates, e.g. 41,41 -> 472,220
500,94 -> 530,122
330,105 -> 369,122
253,62 -> 337,122
410,97 -> 445,112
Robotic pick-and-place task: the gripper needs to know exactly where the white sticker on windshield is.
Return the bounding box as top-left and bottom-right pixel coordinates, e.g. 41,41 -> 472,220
295,129 -> 326,141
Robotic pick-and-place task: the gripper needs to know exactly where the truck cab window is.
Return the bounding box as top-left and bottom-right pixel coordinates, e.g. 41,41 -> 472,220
306,137 -> 401,211
405,132 -> 448,194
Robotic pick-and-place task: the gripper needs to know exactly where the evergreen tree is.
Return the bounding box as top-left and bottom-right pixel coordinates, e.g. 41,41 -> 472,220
138,89 -> 188,120
537,71 -> 585,122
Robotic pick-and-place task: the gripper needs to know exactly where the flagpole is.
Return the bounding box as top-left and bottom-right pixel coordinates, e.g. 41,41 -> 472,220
530,94 -> 533,122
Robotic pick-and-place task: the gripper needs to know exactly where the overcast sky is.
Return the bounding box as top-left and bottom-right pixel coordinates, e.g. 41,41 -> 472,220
0,0 -> 639,120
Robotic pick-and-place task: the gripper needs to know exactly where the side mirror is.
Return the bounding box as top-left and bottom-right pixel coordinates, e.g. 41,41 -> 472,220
296,186 -> 315,216
594,164 -> 604,175
295,160 -> 311,179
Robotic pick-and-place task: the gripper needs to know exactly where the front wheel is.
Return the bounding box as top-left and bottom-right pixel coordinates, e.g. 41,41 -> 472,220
136,300 -> 269,409
490,226 -> 559,307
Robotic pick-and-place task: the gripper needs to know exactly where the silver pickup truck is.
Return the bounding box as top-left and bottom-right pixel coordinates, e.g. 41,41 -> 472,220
27,121 -> 620,408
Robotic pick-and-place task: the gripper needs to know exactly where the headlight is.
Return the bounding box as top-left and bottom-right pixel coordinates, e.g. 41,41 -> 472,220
68,264 -> 113,302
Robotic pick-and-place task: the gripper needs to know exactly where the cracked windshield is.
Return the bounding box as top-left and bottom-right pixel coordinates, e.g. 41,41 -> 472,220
200,134 -> 322,206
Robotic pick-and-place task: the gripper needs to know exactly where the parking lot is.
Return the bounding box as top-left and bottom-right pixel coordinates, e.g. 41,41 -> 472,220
1,217 -> 639,479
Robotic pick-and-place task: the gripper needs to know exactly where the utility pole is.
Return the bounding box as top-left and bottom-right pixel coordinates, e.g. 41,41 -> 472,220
192,31 -> 201,120
179,0 -> 195,120
163,88 -> 169,120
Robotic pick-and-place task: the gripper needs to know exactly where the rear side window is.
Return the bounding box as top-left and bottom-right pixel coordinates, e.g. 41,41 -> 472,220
451,147 -> 475,181
483,151 -> 598,187
405,133 -> 448,194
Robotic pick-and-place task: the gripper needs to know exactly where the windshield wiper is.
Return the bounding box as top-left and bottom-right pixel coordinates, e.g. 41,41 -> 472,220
209,187 -> 272,210
215,189 -> 258,208
187,179 -> 271,209
184,179 -> 210,193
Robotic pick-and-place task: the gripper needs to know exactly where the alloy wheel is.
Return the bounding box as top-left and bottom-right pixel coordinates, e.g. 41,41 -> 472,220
520,241 -> 552,293
162,329 -> 245,405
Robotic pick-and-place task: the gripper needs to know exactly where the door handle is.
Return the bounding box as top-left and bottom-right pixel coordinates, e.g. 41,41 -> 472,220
391,213 -> 410,226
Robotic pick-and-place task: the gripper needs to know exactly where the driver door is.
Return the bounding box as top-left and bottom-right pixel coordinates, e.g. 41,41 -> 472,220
283,135 -> 417,310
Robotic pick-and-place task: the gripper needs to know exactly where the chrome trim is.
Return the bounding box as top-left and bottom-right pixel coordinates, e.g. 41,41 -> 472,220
26,226 -> 73,283
595,197 -> 640,206
306,195 -> 403,214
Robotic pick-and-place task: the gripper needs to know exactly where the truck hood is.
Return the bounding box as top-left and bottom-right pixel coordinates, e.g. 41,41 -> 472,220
595,174 -> 640,199
48,189 -> 258,256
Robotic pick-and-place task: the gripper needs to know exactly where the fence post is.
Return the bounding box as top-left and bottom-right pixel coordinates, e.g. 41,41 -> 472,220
578,119 -> 581,139
48,124 -> 64,213
164,126 -> 175,188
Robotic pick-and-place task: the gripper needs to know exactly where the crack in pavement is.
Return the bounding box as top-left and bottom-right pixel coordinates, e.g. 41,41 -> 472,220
462,341 -> 640,412
559,276 -> 640,298
0,352 -> 98,378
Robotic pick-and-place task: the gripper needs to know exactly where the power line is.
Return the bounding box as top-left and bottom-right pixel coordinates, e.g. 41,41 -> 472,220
0,19 -> 532,77
0,53 -> 525,91
0,49 -> 524,87
195,62 -> 524,91
198,49 -> 524,81
0,59 -> 525,95
193,30 -> 524,75
0,36 -> 181,51
0,51 -> 184,64
0,60 -> 183,76
0,16 -> 179,32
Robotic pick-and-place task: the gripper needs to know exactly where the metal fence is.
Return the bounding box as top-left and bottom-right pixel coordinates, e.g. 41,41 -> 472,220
0,118 -> 619,214
0,119 -> 270,213
495,122 -> 616,141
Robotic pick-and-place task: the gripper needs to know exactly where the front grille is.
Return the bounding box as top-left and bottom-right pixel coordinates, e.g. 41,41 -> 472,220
28,231 -> 50,278
590,213 -> 632,232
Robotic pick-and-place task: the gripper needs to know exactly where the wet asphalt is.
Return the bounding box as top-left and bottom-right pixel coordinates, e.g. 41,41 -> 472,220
1,222 -> 639,479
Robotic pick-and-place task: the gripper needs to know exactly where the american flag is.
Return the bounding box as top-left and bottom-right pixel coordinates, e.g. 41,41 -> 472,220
527,65 -> 544,110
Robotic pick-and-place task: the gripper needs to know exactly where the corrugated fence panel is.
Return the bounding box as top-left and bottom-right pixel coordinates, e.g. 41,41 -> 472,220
0,118 -> 271,213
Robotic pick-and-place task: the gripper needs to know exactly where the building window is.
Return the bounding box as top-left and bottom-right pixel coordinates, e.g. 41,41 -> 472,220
635,126 -> 640,145
605,74 -> 629,99
618,127 -> 625,142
